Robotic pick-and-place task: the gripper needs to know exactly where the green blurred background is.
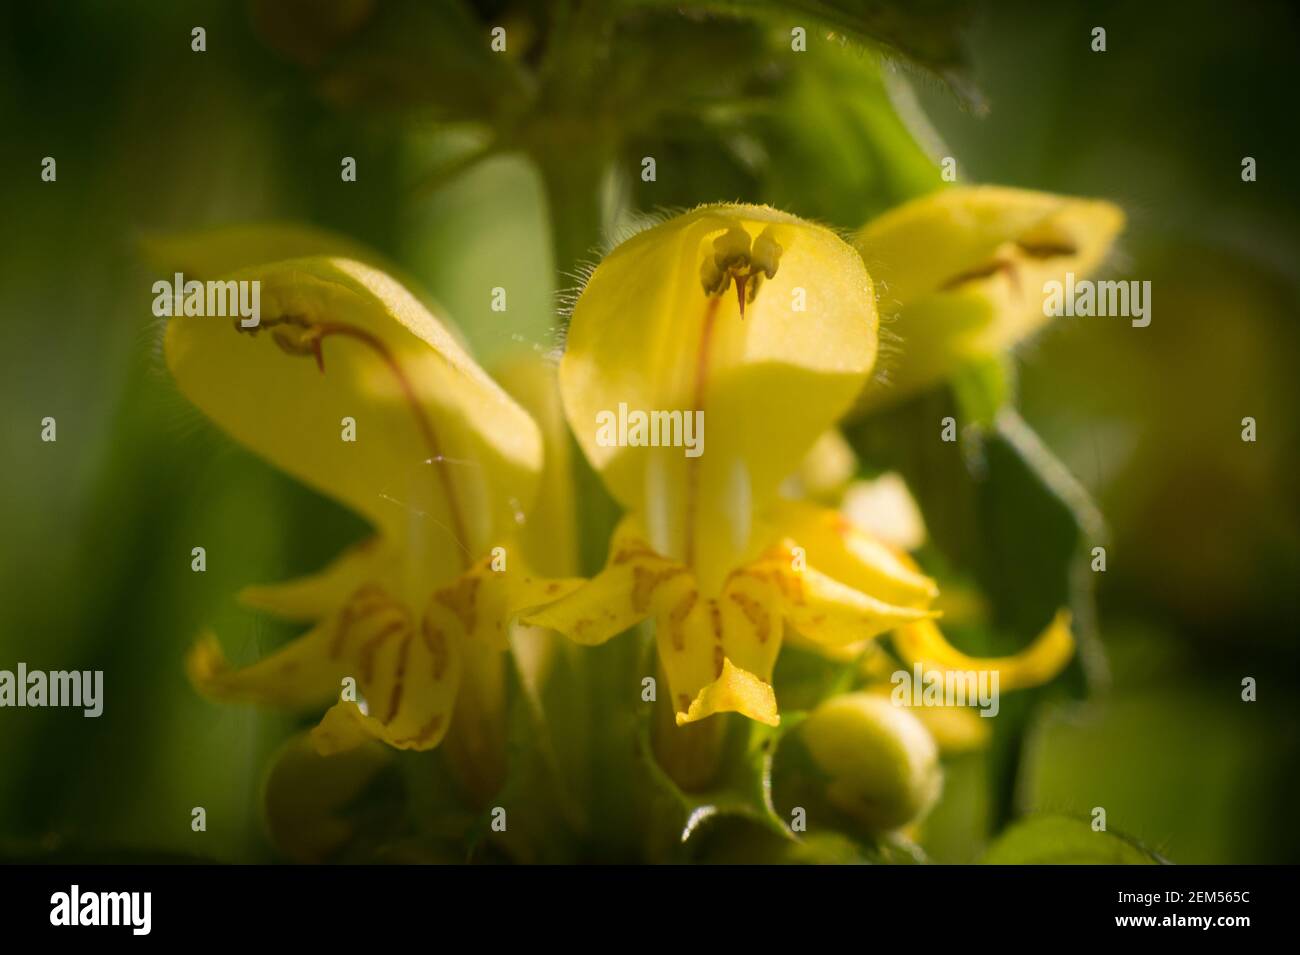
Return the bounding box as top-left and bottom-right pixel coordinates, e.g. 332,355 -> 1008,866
1,0 -> 1296,862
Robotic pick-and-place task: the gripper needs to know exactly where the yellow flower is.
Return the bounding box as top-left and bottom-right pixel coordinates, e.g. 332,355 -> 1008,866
526,205 -> 940,727
159,232 -> 577,794
855,185 -> 1124,410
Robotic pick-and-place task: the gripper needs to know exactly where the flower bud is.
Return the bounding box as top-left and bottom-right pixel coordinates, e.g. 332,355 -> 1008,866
801,692 -> 942,831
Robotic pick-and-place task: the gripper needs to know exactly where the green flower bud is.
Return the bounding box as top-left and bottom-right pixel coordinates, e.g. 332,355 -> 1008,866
801,693 -> 942,831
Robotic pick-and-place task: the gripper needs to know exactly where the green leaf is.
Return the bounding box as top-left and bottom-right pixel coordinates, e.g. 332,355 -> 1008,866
982,815 -> 1164,865
757,48 -> 941,227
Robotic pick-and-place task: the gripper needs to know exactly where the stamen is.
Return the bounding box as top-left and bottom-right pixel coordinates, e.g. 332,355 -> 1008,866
940,233 -> 1077,298
1016,238 -> 1078,258
698,223 -> 783,320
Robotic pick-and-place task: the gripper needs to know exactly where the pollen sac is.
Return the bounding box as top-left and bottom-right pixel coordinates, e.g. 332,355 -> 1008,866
750,227 -> 782,278
699,256 -> 729,296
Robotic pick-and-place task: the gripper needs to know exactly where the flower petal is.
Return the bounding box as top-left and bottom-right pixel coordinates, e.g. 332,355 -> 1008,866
678,657 -> 779,727
780,561 -> 936,648
191,575 -> 468,753
892,608 -> 1075,691
767,499 -> 937,608
786,428 -> 857,502
840,472 -> 927,552
651,562 -> 785,726
312,581 -> 468,754
238,536 -> 394,622
187,625 -> 347,710
520,519 -> 666,645
306,551 -> 578,758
